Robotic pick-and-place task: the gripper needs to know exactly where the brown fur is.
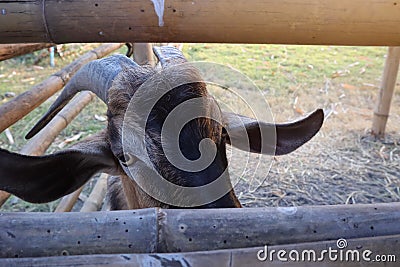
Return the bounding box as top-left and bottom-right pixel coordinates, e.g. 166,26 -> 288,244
103,65 -> 241,209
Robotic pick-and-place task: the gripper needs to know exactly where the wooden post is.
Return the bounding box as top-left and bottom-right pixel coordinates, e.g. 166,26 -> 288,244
0,92 -> 95,207
133,43 -> 155,66
0,43 -> 54,61
372,47 -> 400,137
0,43 -> 123,133
0,1 -> 400,45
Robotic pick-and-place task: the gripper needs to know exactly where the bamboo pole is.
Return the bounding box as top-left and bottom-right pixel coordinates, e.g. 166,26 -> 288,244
1,234 -> 399,266
159,202 -> 400,252
0,203 -> 400,257
0,191 -> 9,207
0,43 -> 54,61
0,92 -> 95,207
0,209 -> 157,258
54,187 -> 85,213
80,173 -> 109,212
0,43 -> 123,133
20,92 -> 95,156
372,47 -> 400,137
133,43 -> 155,66
0,1 -> 400,45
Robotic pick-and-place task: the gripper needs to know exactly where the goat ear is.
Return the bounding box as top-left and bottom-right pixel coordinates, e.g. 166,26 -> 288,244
223,109 -> 324,155
0,133 -> 119,203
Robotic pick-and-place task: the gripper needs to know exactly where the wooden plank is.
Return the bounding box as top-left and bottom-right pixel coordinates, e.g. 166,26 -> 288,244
372,47 -> 400,137
0,92 -> 96,207
1,235 -> 399,266
0,209 -> 158,258
159,203 -> 400,252
0,203 -> 400,257
0,43 -> 123,133
0,1 -> 400,45
0,43 -> 54,61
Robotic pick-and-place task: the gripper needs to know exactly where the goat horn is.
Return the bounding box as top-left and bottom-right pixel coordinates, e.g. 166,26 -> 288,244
25,55 -> 140,139
153,46 -> 187,67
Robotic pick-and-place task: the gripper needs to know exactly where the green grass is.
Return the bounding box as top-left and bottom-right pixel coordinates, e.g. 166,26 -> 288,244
0,43 -> 390,211
184,44 -> 386,93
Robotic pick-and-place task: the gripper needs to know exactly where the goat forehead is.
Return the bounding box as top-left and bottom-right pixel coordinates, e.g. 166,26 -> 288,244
107,62 -> 227,158
116,67 -> 221,132
130,64 -> 205,99
107,63 -> 208,114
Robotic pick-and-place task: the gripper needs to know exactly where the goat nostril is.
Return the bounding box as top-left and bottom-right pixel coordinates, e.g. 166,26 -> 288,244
119,153 -> 136,167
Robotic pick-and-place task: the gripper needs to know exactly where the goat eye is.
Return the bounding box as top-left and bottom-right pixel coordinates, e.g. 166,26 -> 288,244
221,127 -> 228,138
119,153 -> 136,167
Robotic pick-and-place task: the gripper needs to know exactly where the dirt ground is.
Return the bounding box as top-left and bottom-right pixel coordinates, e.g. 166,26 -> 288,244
223,79 -> 400,208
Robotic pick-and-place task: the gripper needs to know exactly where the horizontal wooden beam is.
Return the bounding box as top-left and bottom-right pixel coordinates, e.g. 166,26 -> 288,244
0,1 -> 399,45
0,208 -> 157,258
0,203 -> 400,258
1,235 -> 399,266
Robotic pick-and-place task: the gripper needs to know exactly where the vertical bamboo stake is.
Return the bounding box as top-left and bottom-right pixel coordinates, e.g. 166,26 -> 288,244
133,43 -> 155,66
54,187 -> 84,212
372,47 -> 400,137
0,191 -> 10,207
80,173 -> 108,212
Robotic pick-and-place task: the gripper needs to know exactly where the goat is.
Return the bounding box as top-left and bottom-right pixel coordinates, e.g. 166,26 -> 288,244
0,46 -> 324,209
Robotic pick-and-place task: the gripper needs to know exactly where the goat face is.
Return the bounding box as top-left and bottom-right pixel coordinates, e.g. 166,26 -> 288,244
0,46 -> 324,209
108,62 -> 240,208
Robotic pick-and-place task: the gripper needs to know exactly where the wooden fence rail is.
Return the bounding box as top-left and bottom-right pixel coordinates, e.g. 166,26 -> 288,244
0,203 -> 399,258
1,234 -> 399,266
0,1 -> 399,45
